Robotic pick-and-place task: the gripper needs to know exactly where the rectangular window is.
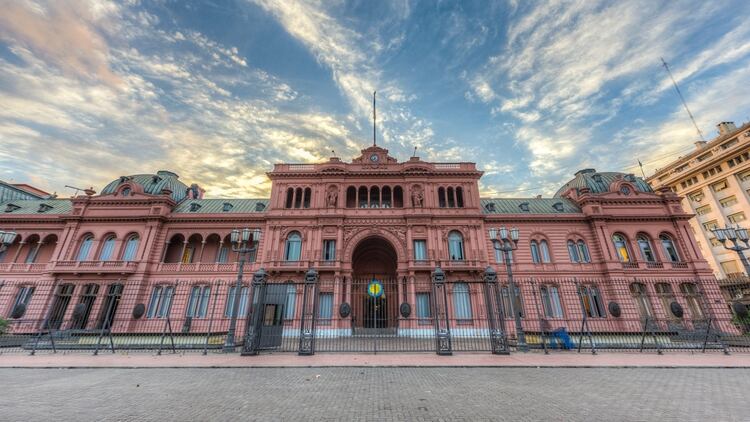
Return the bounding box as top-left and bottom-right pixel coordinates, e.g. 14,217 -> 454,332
413,240 -> 427,260
181,247 -> 194,264
24,245 -> 39,264
728,212 -> 746,223
720,196 -> 738,208
695,205 -> 712,215
711,179 -> 728,192
582,286 -> 606,318
721,260 -> 741,275
416,292 -> 431,322
739,170 -> 750,182
13,286 -> 35,310
186,286 -> 210,318
318,293 -> 333,321
452,284 -> 472,320
224,286 -> 249,317
216,245 -> 229,263
284,284 -> 296,320
702,220 -> 719,231
541,286 -> 563,318
146,286 -> 174,318
322,240 -> 336,261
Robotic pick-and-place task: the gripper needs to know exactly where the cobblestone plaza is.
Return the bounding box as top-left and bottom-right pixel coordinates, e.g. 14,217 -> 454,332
1,367 -> 748,421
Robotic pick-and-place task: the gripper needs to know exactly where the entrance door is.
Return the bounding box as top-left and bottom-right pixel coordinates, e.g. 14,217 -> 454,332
257,284 -> 288,349
351,236 -> 399,332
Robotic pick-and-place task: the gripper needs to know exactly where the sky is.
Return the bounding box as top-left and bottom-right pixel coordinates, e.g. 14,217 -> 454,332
2,0 -> 750,199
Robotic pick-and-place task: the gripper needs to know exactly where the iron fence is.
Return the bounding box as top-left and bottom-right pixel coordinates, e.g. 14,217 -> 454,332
0,274 -> 749,355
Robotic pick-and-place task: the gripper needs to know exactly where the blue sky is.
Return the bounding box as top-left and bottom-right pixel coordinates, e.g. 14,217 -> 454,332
2,0 -> 750,198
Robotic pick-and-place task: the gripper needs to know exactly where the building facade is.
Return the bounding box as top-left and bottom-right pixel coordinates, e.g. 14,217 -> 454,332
0,145 -> 735,353
648,121 -> 750,279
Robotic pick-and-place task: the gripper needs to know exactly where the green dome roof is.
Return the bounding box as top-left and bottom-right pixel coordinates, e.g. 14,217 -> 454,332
554,169 -> 653,197
101,170 -> 190,202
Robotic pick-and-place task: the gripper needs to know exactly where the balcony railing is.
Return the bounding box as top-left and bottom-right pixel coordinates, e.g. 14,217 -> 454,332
621,262 -> 640,269
155,262 -> 240,273
645,262 -> 664,269
669,262 -> 689,269
53,260 -> 138,273
0,262 -> 50,272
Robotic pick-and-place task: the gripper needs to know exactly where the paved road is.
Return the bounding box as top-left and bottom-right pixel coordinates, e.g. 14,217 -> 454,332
1,367 -> 747,421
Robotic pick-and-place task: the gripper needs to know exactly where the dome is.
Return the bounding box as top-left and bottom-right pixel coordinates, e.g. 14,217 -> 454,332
101,170 -> 191,202
554,168 -> 653,197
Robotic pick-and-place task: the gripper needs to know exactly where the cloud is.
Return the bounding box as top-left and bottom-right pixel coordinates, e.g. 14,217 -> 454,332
0,0 -> 122,86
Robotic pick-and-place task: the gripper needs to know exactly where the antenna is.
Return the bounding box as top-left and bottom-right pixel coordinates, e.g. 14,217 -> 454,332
372,91 -> 377,147
412,146 -> 418,158
637,159 -> 646,178
661,57 -> 705,142
64,185 -> 86,196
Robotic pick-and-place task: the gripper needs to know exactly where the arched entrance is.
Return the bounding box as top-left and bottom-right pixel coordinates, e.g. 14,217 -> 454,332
351,236 -> 398,330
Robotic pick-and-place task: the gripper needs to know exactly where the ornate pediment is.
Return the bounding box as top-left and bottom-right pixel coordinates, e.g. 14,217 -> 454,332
352,146 -> 398,166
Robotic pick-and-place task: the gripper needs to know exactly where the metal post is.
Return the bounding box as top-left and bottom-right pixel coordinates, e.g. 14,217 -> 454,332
736,250 -> 750,276
93,288 -> 117,356
531,280 -> 548,354
241,268 -> 268,356
483,266 -> 509,355
504,250 -> 527,352
224,256 -> 245,352
298,269 -> 318,356
31,281 -> 59,356
204,280 -> 220,355
431,267 -> 452,355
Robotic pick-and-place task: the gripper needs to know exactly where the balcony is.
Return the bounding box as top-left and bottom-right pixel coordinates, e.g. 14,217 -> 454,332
669,262 -> 689,269
154,262 -> 240,273
0,262 -> 50,273
621,262 -> 640,270
52,260 -> 138,274
645,262 -> 664,269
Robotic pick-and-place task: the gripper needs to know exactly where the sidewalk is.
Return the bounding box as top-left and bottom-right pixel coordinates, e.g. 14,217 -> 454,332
2,351 -> 750,368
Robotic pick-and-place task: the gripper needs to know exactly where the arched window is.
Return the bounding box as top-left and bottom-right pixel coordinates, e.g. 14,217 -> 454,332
99,235 -> 116,261
612,234 -> 631,262
381,186 -> 392,208
655,283 -> 678,319
448,231 -> 465,261
530,240 -> 541,264
393,186 -> 404,208
370,186 -> 380,208
501,285 -> 523,318
76,235 -> 94,261
539,240 -> 551,263
285,188 -> 294,209
447,187 -> 455,208
294,187 -> 303,208
630,282 -> 653,319
284,232 -> 302,261
493,240 -> 512,263
346,186 -> 356,208
452,282 -> 472,320
456,187 -> 464,208
358,186 -> 368,208
577,240 -> 590,263
680,283 -> 704,319
540,285 -> 563,318
660,234 -> 680,262
122,235 -> 140,261
438,187 -> 447,208
303,188 -> 311,208
636,235 -> 656,262
568,240 -> 580,263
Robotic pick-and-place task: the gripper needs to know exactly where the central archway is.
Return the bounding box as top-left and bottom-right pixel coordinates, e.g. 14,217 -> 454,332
351,236 -> 398,330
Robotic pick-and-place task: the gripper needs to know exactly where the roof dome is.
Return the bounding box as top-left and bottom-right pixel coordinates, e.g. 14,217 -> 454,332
101,170 -> 190,202
554,168 -> 653,197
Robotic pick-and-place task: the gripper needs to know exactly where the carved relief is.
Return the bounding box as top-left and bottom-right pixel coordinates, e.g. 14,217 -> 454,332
326,185 -> 338,207
411,184 -> 424,208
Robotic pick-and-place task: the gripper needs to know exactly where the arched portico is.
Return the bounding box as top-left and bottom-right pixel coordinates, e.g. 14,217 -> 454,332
350,236 -> 399,330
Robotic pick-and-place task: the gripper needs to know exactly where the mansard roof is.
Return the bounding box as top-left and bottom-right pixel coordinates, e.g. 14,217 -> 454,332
554,169 -> 653,197
0,199 -> 73,215
173,199 -> 269,214
0,180 -> 48,202
101,171 -> 191,202
480,198 -> 581,214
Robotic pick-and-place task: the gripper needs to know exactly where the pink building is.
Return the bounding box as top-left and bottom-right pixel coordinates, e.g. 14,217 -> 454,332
0,145 -> 736,354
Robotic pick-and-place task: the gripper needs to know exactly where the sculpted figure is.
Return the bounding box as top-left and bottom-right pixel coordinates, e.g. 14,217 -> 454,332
327,188 -> 338,207
411,189 -> 424,207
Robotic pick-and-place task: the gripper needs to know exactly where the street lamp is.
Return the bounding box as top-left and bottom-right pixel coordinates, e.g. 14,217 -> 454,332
0,230 -> 18,254
224,228 -> 262,352
712,225 -> 750,275
489,226 -> 528,352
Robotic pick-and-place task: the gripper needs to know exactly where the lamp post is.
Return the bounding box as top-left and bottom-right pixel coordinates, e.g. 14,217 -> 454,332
489,226 -> 528,352
712,225 -> 750,276
224,228 -> 261,352
0,230 -> 17,255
